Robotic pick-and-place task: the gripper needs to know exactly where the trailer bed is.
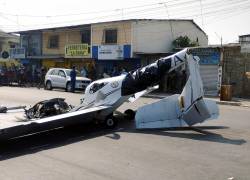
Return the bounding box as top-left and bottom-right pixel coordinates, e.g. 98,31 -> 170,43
0,106 -> 110,140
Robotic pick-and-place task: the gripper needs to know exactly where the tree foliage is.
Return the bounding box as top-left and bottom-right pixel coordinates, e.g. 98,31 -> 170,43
172,35 -> 199,48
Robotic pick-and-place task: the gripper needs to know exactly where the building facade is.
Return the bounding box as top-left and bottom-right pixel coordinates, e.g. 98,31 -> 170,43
222,44 -> 250,98
12,19 -> 208,80
0,30 -> 19,67
191,47 -> 221,95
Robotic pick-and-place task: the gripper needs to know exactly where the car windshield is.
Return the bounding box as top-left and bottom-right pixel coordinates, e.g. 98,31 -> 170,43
65,69 -> 82,77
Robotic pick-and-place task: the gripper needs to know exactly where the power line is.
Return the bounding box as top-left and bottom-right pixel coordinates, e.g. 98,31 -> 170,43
2,0 -> 250,32
162,2 -> 175,41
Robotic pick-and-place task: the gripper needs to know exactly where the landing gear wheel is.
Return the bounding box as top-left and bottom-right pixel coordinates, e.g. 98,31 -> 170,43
124,109 -> 136,121
104,115 -> 117,129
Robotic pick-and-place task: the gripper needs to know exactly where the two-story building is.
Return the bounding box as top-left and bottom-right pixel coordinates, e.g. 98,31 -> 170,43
12,19 -> 208,79
0,30 -> 19,67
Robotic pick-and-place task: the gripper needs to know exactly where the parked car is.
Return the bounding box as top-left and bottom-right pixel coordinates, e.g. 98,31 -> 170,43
44,68 -> 91,92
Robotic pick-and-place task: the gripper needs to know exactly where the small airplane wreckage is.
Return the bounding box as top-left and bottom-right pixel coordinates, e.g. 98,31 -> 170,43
0,48 -> 219,140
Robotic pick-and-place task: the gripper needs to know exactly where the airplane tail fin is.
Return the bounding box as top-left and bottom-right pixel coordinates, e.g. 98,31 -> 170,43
135,52 -> 219,129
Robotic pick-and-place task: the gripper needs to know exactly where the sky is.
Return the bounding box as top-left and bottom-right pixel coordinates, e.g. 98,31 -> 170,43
0,0 -> 249,44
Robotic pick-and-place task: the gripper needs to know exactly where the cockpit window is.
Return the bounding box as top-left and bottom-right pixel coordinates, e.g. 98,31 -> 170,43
89,82 -> 107,94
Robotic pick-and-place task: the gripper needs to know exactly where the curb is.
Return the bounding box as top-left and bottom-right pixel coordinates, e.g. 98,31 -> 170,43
215,101 -> 241,106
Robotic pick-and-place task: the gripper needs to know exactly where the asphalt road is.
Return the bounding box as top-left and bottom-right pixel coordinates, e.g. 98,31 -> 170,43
0,87 -> 250,180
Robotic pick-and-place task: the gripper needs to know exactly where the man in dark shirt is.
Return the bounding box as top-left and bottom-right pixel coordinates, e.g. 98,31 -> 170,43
70,66 -> 77,93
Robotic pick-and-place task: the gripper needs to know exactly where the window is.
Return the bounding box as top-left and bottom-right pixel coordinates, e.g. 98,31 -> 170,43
10,44 -> 16,48
81,29 -> 91,53
48,35 -> 59,48
89,82 -> 107,94
81,29 -> 90,44
104,29 -> 117,44
58,70 -> 66,77
50,69 -> 58,75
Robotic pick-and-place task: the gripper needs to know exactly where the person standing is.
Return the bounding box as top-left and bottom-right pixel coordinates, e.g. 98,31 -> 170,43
80,66 -> 88,77
121,68 -> 128,75
70,66 -> 77,93
112,66 -> 120,77
37,67 -> 46,89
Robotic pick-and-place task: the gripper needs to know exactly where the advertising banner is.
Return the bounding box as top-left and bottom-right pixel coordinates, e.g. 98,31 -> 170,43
65,44 -> 89,58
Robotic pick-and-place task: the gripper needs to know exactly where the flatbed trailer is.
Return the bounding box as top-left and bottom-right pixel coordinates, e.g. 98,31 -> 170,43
0,106 -> 110,141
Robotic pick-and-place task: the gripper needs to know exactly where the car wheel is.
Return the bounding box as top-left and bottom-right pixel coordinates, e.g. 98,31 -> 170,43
66,82 -> 71,92
46,81 -> 52,90
104,115 -> 117,129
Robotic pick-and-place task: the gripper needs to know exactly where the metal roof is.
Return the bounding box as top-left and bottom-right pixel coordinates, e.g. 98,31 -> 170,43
11,19 -> 207,36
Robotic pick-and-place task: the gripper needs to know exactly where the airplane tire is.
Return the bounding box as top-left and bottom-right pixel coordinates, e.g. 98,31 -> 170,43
124,109 -> 136,120
104,115 -> 117,129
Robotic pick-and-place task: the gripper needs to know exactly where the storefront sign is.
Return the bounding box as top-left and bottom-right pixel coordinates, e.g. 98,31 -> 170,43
98,45 -> 124,60
65,44 -> 89,58
9,48 -> 26,59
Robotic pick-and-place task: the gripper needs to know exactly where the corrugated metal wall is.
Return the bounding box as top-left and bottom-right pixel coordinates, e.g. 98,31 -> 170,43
200,65 -> 219,94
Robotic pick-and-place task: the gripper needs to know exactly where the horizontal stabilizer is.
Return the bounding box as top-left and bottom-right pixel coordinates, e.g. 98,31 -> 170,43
135,95 -> 219,129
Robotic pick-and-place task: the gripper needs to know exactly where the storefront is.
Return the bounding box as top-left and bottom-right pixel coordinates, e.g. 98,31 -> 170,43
0,58 -> 20,67
42,59 -> 64,69
92,44 -> 136,77
95,58 -> 140,77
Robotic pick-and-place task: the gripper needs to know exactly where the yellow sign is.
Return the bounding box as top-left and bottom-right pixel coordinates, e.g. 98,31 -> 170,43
65,44 -> 89,57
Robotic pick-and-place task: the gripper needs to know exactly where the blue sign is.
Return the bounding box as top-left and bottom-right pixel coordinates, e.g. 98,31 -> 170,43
191,48 -> 220,65
92,44 -> 131,60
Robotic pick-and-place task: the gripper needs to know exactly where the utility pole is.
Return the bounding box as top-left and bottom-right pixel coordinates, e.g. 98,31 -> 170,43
215,32 -> 222,47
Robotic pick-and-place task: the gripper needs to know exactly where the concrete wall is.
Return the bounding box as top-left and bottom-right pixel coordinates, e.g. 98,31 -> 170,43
132,20 -> 208,53
222,45 -> 250,97
91,21 -> 132,45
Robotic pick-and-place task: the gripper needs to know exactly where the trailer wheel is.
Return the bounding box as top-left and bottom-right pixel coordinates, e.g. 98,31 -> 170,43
104,115 -> 117,129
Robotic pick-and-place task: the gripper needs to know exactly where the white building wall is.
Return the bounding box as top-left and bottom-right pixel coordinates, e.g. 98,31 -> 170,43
132,20 -> 208,53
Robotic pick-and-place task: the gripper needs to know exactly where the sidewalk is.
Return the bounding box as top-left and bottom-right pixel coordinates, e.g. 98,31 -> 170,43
143,93 -> 250,108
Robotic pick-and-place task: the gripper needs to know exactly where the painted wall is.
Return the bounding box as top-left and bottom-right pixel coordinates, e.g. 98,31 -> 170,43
132,20 -> 208,53
0,34 -> 19,53
42,29 -> 87,56
91,21 -> 132,45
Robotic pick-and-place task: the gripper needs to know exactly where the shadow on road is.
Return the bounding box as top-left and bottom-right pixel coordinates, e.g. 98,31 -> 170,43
0,118 -> 246,161
124,128 -> 246,145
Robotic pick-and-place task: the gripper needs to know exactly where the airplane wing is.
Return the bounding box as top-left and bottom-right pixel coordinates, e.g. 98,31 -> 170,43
128,85 -> 159,102
0,105 -> 112,140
